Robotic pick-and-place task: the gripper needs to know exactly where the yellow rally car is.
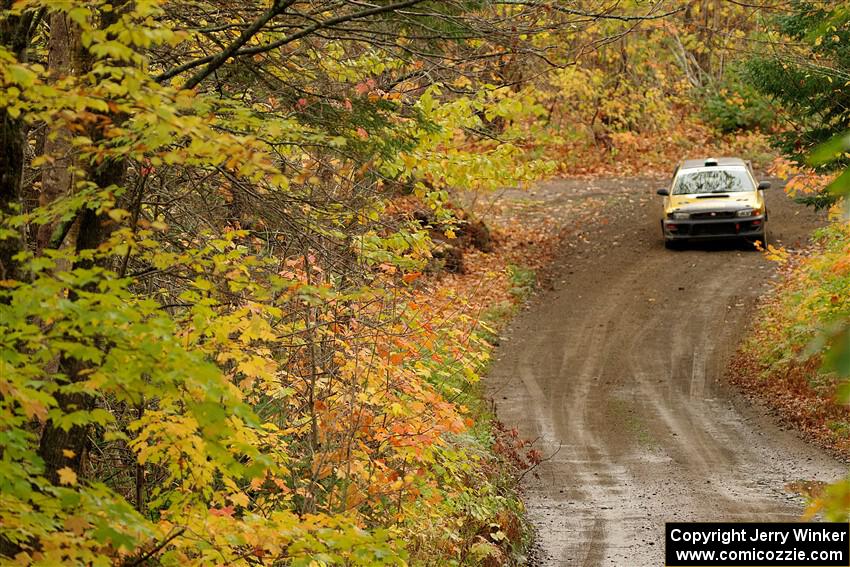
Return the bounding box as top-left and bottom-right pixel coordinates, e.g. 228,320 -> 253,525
657,157 -> 771,248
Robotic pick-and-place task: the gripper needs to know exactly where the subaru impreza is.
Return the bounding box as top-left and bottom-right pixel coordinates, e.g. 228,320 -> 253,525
657,157 -> 770,248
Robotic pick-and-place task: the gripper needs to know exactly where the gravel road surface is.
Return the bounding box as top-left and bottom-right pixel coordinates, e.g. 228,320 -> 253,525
487,177 -> 846,566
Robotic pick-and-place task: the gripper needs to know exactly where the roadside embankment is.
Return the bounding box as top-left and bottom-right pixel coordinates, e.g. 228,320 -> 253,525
731,220 -> 850,462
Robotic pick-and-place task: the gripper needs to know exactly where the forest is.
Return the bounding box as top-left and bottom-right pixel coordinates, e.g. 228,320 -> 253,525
1,0 -> 850,565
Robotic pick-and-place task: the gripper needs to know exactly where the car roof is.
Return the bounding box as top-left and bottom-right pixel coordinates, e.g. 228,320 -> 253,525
680,157 -> 748,170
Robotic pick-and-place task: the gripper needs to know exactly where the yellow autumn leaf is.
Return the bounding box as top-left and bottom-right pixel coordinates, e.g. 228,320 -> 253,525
57,467 -> 77,486
64,515 -> 88,536
230,492 -> 250,507
453,75 -> 471,88
20,399 -> 47,422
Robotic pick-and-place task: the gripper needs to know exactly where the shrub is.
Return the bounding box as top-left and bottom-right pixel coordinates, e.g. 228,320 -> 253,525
701,76 -> 776,134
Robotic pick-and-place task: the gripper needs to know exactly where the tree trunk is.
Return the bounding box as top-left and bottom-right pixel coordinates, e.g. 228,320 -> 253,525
37,12 -> 85,253
36,2 -> 128,485
0,3 -> 36,281
0,111 -> 25,281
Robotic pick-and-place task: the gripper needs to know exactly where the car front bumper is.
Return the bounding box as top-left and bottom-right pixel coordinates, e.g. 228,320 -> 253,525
662,215 -> 765,240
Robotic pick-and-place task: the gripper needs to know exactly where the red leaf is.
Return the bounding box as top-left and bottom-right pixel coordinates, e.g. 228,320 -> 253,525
210,506 -> 235,517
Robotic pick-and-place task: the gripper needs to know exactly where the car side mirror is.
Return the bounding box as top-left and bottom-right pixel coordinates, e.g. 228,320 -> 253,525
757,181 -> 771,190
657,188 -> 669,196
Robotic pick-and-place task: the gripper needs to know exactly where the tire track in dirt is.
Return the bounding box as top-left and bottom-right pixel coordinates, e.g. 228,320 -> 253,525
487,178 -> 845,566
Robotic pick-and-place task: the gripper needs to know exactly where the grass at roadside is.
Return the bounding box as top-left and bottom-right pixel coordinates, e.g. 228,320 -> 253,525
507,265 -> 537,302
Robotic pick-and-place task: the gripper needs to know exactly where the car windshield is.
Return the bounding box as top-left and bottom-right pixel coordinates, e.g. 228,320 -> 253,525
672,168 -> 754,195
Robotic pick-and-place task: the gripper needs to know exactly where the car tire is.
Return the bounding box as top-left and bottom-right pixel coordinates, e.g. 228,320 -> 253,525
664,239 -> 678,250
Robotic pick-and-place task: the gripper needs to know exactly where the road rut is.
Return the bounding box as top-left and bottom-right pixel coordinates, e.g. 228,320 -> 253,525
487,178 -> 846,566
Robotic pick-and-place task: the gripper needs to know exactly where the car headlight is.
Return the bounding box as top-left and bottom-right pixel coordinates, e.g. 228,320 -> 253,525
670,212 -> 690,220
736,208 -> 762,217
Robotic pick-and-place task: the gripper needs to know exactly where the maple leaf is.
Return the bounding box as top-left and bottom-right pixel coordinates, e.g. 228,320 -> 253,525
64,515 -> 89,536
230,492 -> 250,507
210,506 -> 235,517
20,399 -> 47,422
57,467 -> 77,486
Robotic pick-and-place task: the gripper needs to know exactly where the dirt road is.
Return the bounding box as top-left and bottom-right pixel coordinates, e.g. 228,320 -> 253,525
486,178 -> 846,566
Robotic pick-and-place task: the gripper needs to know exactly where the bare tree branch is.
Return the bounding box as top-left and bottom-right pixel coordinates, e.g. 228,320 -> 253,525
179,0 -> 297,89
495,0 -> 684,22
157,0 -> 428,86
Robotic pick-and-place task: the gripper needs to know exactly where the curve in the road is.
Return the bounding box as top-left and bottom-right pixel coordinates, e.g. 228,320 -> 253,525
488,179 -> 845,566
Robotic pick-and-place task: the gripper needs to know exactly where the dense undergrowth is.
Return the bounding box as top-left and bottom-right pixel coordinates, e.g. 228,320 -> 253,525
733,221 -> 850,458
389,236 -> 553,565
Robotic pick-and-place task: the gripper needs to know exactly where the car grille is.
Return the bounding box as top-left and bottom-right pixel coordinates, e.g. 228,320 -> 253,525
689,211 -> 736,220
689,222 -> 738,236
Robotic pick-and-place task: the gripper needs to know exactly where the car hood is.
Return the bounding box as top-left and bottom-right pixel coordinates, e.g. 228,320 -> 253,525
668,193 -> 761,212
